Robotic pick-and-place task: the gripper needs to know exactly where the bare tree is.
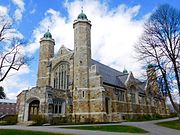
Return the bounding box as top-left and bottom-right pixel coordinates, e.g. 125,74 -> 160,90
0,15 -> 29,82
135,4 -> 180,120
0,86 -> 6,99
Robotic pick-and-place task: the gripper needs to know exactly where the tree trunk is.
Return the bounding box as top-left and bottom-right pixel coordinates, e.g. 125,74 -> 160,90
172,61 -> 180,121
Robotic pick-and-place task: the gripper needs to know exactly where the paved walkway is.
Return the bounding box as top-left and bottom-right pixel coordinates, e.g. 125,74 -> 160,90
123,117 -> 180,135
0,125 -> 143,135
0,118 -> 179,135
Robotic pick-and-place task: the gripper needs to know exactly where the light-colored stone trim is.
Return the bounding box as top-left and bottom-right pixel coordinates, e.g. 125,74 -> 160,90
39,60 -> 49,62
111,100 -> 127,103
90,98 -> 103,101
73,112 -> 106,115
73,98 -> 103,102
75,87 -> 104,91
38,77 -> 49,79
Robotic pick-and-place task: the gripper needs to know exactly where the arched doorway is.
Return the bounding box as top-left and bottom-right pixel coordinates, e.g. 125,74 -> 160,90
28,100 -> 40,120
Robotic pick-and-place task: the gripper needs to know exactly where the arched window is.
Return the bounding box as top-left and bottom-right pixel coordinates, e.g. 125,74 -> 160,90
129,85 -> 136,103
54,62 -> 69,90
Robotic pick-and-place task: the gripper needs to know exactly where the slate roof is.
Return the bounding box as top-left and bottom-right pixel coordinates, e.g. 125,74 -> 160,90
137,80 -> 146,94
91,59 -> 146,91
118,74 -> 128,84
91,60 -> 126,88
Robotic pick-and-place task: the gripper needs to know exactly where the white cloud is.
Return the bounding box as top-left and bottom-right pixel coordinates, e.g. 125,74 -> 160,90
14,9 -> 23,21
1,64 -> 31,100
29,0 -> 146,77
0,5 -> 8,16
12,0 -> 25,10
12,0 -> 25,21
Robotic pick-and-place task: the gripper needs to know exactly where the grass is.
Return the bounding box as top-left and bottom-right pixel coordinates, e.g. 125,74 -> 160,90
64,125 -> 148,133
156,120 -> 180,130
126,114 -> 168,122
0,129 -> 71,135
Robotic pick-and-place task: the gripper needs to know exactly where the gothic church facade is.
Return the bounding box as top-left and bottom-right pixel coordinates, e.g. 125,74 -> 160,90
17,11 -> 168,123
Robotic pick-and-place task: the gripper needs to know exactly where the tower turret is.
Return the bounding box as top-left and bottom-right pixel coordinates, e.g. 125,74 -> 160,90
147,64 -> 156,82
146,64 -> 159,94
37,30 -> 55,87
73,10 -> 91,88
123,68 -> 128,74
73,10 -> 92,121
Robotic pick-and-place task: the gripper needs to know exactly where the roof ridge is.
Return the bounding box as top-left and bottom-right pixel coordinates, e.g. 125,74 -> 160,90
91,59 -> 124,75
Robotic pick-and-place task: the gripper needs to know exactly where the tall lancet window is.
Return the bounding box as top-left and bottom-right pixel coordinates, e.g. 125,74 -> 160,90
54,61 -> 69,90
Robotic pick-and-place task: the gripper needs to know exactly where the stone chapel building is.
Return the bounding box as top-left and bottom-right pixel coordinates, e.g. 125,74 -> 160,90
17,11 -> 168,123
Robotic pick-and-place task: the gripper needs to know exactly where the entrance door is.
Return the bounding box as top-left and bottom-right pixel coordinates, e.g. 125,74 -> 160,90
28,100 -> 40,120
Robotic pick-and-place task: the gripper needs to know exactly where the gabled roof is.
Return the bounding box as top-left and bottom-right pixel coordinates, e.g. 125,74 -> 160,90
118,74 -> 128,84
91,60 -> 126,88
91,60 -> 146,92
56,45 -> 73,57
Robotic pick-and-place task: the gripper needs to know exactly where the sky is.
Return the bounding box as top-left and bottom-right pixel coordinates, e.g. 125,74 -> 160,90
0,0 -> 180,100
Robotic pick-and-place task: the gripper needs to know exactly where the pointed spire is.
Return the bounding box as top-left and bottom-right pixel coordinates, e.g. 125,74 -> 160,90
123,67 -> 128,74
81,0 -> 84,12
81,5 -> 83,13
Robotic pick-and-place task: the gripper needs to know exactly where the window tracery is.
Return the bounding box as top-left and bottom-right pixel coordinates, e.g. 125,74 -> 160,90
53,62 -> 69,90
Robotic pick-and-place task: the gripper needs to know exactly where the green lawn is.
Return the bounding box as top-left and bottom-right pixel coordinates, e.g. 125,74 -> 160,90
0,129 -> 70,135
156,120 -> 180,130
64,125 -> 148,133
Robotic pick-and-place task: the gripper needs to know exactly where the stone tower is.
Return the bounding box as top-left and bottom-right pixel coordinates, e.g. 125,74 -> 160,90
37,30 -> 55,87
146,64 -> 159,94
73,10 -> 92,121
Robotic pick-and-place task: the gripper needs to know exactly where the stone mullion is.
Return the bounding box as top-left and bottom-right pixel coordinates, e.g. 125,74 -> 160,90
61,70 -> 63,89
62,70 -> 64,89
53,104 -> 55,113
57,102 -> 59,114
57,66 -> 59,89
59,70 -> 61,89
57,71 -> 59,89
60,66 -> 62,89
55,72 -> 57,89
65,65 -> 68,89
64,65 -> 66,90
60,65 -> 63,89
64,70 -> 66,89
67,75 -> 69,89
59,66 -> 61,89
